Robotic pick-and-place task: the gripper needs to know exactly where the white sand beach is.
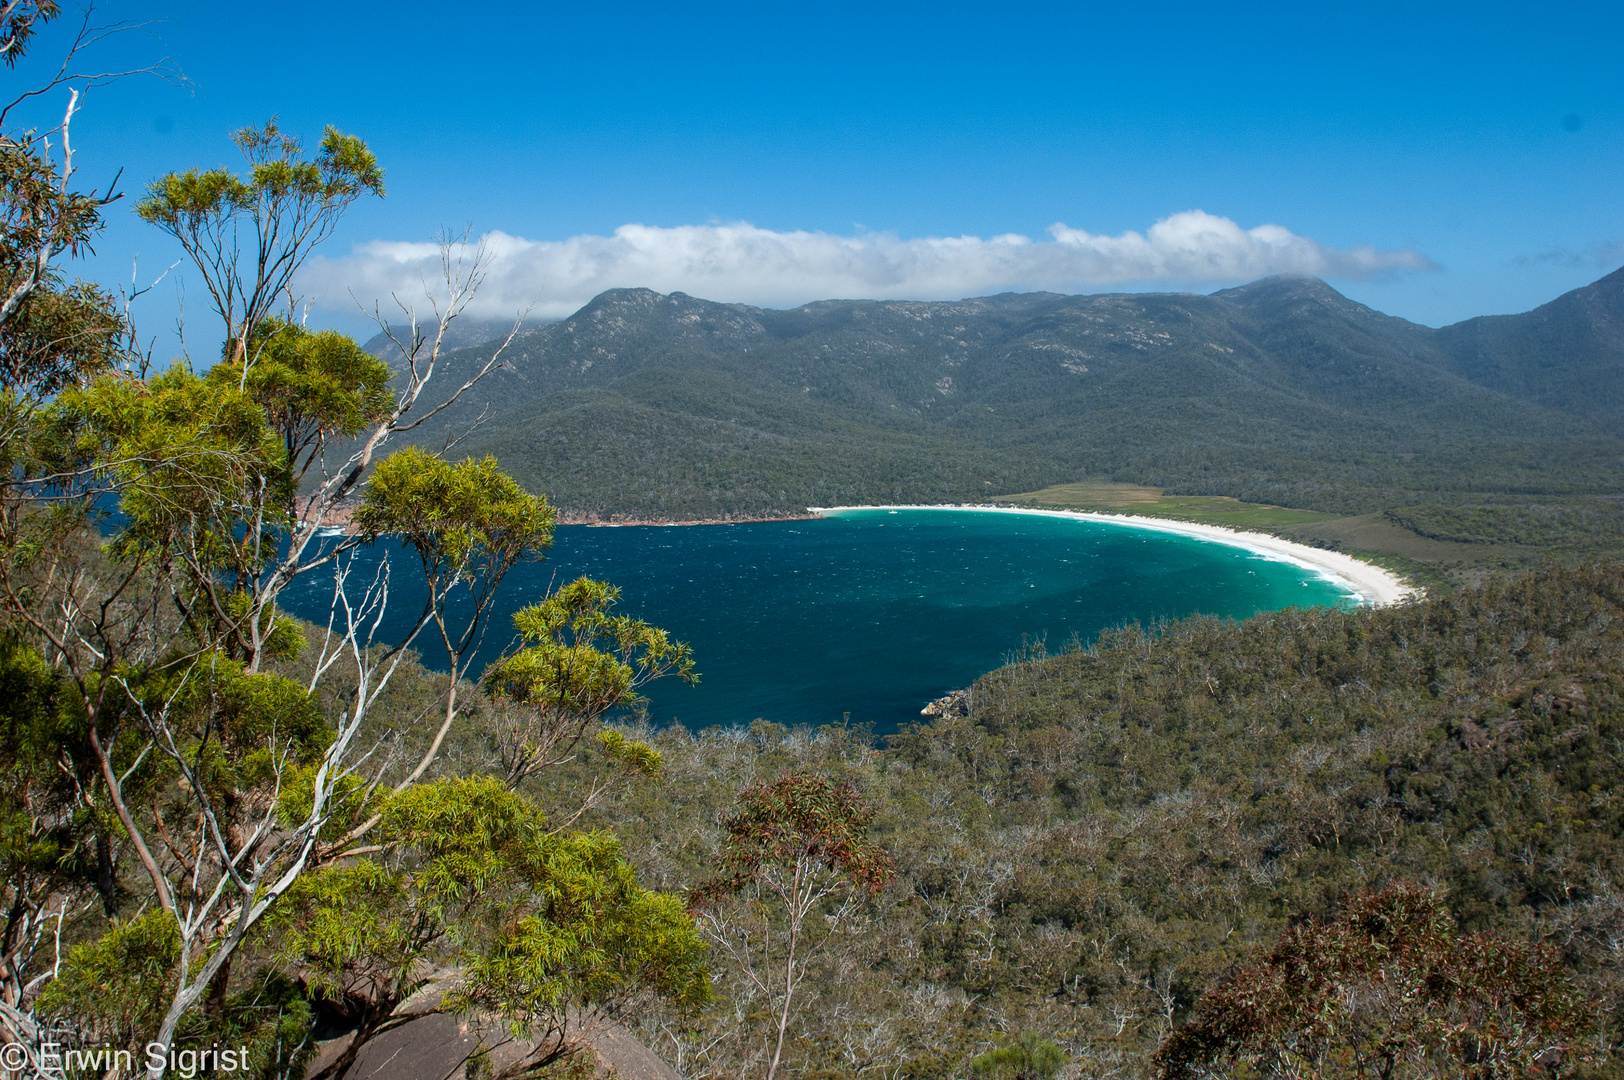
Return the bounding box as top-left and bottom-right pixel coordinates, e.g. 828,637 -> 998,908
809,504 -> 1420,608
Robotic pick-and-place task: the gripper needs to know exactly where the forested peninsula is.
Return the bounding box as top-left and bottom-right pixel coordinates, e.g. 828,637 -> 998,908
556,559 -> 1624,1078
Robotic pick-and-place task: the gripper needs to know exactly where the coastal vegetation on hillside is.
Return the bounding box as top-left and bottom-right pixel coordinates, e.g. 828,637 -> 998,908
536,559 -> 1623,1079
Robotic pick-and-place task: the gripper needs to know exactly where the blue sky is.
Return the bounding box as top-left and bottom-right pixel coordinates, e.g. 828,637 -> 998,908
14,0 -> 1624,341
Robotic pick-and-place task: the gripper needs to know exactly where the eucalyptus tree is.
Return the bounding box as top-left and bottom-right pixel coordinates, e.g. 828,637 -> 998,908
136,119 -> 384,372
0,93 -> 708,1077
0,2 -> 128,329
271,775 -> 711,1080
353,449 -> 557,789
64,208 -> 555,1078
0,4 -> 174,1064
482,575 -> 697,794
692,771 -> 894,1080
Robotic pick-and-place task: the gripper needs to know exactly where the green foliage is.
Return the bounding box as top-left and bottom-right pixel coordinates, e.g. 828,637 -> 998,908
126,652 -> 328,793
0,2 -> 62,66
221,590 -> 305,661
44,364 -> 285,568
273,776 -> 711,1052
478,577 -> 694,788
216,317 -> 393,477
597,728 -> 662,776
694,771 -> 894,904
1155,882 -> 1591,1080
270,859 -> 417,1003
1387,498 -> 1624,552
173,968 -> 316,1080
0,278 -> 121,398
0,630 -> 168,918
273,761 -> 370,837
0,127 -> 106,310
970,1033 -> 1067,1080
356,448 -> 554,581
37,909 -> 181,1048
136,121 -> 383,234
380,775 -> 548,909
0,634 -> 90,878
194,661 -> 331,789
450,828 -> 713,1031
485,576 -> 695,717
43,912 -> 317,1076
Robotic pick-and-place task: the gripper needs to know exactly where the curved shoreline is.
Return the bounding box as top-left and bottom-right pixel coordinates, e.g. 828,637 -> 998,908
809,504 -> 1420,608
559,511 -> 815,526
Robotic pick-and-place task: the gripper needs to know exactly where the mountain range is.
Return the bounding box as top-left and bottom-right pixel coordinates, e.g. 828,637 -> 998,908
372,267 -> 1624,522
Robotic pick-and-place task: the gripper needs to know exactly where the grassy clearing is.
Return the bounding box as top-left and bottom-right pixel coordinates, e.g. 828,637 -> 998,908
994,480 -> 1340,530
993,482 -> 1504,593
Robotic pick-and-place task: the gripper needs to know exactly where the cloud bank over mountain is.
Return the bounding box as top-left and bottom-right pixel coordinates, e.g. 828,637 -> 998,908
302,210 -> 1435,319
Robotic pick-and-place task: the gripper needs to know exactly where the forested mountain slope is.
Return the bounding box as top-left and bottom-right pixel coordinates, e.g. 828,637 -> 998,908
389,273 -> 1624,520
1435,264 -> 1624,425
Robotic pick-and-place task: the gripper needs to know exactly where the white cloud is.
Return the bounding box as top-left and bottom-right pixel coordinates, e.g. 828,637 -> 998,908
300,210 -> 1435,320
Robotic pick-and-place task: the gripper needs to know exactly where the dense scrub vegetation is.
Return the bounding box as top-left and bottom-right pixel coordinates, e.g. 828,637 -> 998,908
1386,498 -> 1624,552
509,561 -> 1624,1078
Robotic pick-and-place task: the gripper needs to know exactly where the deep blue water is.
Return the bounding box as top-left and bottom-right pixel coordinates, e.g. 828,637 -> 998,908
279,508 -> 1356,735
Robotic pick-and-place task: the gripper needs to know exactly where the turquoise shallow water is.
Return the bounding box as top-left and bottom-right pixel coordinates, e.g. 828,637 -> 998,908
279,508 -> 1357,735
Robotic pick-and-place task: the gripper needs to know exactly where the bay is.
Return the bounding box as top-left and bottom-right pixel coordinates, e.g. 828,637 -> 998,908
278,508 -> 1358,735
